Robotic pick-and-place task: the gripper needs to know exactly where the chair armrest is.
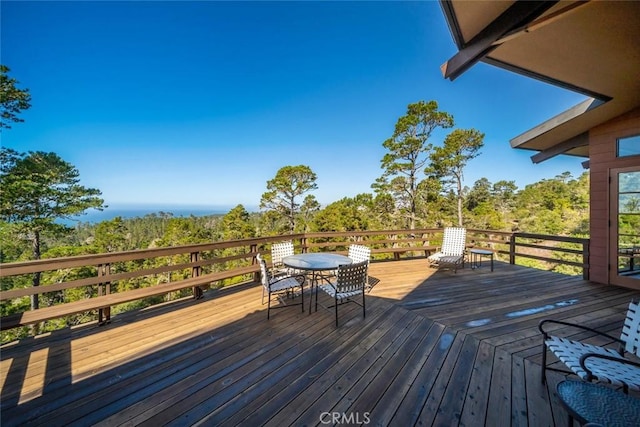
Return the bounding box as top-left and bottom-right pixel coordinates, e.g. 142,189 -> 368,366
579,352 -> 640,381
538,319 -> 625,352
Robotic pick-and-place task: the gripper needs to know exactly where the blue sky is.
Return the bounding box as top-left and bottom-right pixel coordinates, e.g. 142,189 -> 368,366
2,1 -> 588,213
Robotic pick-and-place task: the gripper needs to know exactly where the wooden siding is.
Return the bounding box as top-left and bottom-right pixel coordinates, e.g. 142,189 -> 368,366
589,107 -> 640,286
2,259 -> 639,426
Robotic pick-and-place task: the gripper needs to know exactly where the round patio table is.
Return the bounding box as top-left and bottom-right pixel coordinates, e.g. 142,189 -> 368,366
556,380 -> 640,427
283,253 -> 352,314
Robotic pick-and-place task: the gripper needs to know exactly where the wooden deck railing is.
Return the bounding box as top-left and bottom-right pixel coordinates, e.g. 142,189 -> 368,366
0,229 -> 589,333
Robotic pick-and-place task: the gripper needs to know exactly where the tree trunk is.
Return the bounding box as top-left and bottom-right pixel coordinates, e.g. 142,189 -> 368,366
457,178 -> 463,227
409,200 -> 416,230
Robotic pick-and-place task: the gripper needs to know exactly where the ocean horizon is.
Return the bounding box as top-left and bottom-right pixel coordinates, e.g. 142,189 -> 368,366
60,204 -> 259,225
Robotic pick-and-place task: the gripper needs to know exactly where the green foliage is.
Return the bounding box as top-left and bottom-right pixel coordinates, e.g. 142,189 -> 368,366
0,65 -> 31,130
297,195 -> 321,233
93,217 -> 129,252
312,195 -> 373,232
428,128 -> 484,226
221,204 -> 255,240
377,100 -> 454,229
0,149 -> 105,258
260,165 -> 318,233
514,172 -> 589,235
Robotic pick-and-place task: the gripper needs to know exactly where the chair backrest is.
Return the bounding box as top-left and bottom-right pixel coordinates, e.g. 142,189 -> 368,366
256,253 -> 270,288
441,227 -> 466,256
271,241 -> 294,267
621,300 -> 640,356
336,260 -> 368,294
348,244 -> 371,264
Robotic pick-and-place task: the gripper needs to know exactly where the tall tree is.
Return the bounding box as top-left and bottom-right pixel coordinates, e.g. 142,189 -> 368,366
428,128 -> 484,226
298,194 -> 321,233
260,165 -> 318,233
466,177 -> 492,211
377,100 -> 454,229
221,204 -> 255,240
93,217 -> 129,252
0,149 -> 105,310
492,180 -> 518,226
0,65 -> 31,130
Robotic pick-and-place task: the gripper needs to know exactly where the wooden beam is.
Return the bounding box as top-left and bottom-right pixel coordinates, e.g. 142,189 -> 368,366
491,1 -> 591,46
510,98 -> 604,149
441,1 -> 559,81
531,132 -> 589,163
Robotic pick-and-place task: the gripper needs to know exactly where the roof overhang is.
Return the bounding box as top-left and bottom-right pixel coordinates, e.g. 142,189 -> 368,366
439,0 -> 640,163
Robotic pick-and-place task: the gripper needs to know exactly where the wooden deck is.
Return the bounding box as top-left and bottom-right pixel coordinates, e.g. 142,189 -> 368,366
2,259 -> 639,426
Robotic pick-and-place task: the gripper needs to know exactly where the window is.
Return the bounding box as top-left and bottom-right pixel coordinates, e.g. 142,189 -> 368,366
616,170 -> 640,278
617,134 -> 640,157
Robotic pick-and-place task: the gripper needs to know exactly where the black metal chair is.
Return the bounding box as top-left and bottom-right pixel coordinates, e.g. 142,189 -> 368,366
317,260 -> 368,327
270,240 -> 295,277
257,254 -> 305,319
539,300 -> 640,393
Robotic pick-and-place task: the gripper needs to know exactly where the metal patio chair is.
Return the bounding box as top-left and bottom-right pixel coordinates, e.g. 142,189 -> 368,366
348,244 -> 376,292
270,240 -> 295,277
539,300 -> 640,393
348,244 -> 371,264
427,227 -> 467,273
258,253 -> 305,319
317,260 -> 368,327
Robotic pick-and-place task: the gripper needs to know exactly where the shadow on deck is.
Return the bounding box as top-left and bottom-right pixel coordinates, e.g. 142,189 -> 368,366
1,259 -> 639,426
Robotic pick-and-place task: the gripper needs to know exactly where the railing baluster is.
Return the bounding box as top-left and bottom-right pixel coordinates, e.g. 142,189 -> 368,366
191,251 -> 203,299
97,263 -> 111,325
250,244 -> 260,282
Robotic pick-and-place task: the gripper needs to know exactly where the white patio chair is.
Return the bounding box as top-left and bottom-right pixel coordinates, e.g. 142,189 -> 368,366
257,254 -> 305,319
317,260 -> 368,327
427,227 -> 466,273
539,300 -> 640,393
321,244 -> 371,283
348,244 -> 375,292
270,240 -> 295,277
348,244 -> 371,264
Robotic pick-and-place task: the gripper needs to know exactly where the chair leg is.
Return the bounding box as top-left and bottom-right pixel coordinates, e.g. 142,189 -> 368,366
541,339 -> 547,384
363,292 -> 366,319
335,295 -> 339,328
300,283 -> 304,313
267,290 -> 271,320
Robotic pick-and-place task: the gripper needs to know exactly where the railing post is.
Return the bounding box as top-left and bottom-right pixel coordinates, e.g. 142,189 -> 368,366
509,233 -> 516,265
391,233 -> 401,260
98,263 -> 111,325
300,236 -> 308,253
583,239 -> 590,281
250,244 -> 260,282
191,251 -> 203,299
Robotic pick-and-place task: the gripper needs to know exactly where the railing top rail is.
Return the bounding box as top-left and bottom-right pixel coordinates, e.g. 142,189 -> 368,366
301,229 -> 442,238
0,229 -> 589,277
513,232 -> 589,244
0,234 -> 306,277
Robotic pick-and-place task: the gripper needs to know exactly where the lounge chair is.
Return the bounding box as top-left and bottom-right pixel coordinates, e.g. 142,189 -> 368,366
427,227 -> 466,273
